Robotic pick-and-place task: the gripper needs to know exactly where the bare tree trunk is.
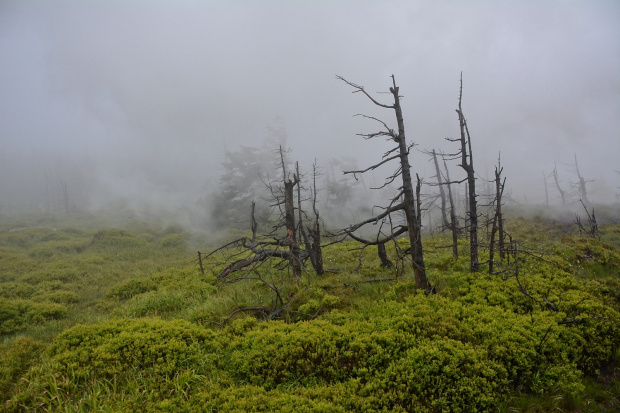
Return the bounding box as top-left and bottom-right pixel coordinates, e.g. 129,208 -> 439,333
455,74 -> 479,272
377,242 -> 393,268
392,79 -> 428,289
489,159 -> 506,274
432,149 -> 449,229
296,162 -> 325,275
443,158 -> 459,259
310,162 -> 324,275
574,154 -> 590,205
336,74 -> 428,290
281,149 -> 302,278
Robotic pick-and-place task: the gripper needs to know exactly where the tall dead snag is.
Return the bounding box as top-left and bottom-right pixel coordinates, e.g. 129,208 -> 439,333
424,148 -> 460,258
443,157 -> 459,259
489,156 -> 506,274
280,149 -> 302,278
296,161 -> 324,275
448,73 -> 479,272
431,149 -> 450,229
335,75 -> 428,291
552,164 -> 566,205
572,154 -> 591,205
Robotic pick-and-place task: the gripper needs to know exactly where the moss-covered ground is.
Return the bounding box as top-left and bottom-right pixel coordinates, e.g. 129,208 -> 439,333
0,210 -> 618,412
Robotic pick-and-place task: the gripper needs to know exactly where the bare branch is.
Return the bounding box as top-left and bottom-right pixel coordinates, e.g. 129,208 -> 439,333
343,154 -> 400,179
336,75 -> 395,109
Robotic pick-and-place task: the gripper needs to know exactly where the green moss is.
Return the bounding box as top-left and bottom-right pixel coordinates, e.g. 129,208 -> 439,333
1,215 -> 619,412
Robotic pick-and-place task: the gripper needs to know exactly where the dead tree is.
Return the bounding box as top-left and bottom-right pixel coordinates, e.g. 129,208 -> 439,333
575,199 -> 600,240
489,156 -> 506,274
280,149 -> 303,278
447,73 -> 479,272
431,149 -> 450,229
572,154 -> 591,205
296,161 -> 324,275
335,75 -> 429,291
201,147 -> 306,280
443,158 -> 460,259
552,164 -> 566,205
203,201 -> 307,280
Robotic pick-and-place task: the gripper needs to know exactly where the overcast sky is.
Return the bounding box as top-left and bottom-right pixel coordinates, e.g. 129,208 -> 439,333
1,0 -> 619,218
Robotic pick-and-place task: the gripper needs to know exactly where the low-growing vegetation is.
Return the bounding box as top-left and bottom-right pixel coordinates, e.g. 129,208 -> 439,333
0,211 -> 618,412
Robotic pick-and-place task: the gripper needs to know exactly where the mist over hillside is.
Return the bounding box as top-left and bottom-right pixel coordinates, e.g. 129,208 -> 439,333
1,1 -> 619,231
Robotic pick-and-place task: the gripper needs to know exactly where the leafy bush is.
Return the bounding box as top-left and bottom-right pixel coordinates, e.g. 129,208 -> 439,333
0,300 -> 67,335
0,282 -> 36,299
365,338 -> 509,412
49,318 -> 219,379
229,319 -> 411,389
105,278 -> 158,301
33,290 -> 80,304
1,216 -> 619,412
160,233 -> 187,248
0,337 -> 45,402
123,291 -> 189,317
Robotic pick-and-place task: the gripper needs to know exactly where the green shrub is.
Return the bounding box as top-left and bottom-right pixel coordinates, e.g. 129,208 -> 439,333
298,299 -> 321,315
230,319 -> 411,389
365,338 -> 509,412
105,278 -> 158,301
33,290 -> 80,304
0,300 -> 67,335
0,282 -> 36,299
123,291 -> 188,317
160,233 -> 187,248
49,318 -> 219,379
0,248 -> 37,281
0,336 -> 46,402
195,384 -> 346,412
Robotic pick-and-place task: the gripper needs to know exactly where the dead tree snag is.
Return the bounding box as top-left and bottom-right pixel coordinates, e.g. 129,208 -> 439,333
280,149 -> 303,278
489,155 -> 506,274
552,164 -> 566,205
431,149 -> 450,229
572,154 -> 592,205
447,73 -> 479,272
335,75 -> 429,291
443,158 -> 460,259
296,161 -> 324,275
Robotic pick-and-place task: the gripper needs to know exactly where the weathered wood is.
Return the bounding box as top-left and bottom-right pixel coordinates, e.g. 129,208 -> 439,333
336,74 -> 428,291
455,74 -> 479,272
432,149 -> 449,229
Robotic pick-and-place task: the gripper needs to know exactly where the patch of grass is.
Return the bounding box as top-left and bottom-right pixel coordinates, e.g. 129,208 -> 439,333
0,212 -> 619,412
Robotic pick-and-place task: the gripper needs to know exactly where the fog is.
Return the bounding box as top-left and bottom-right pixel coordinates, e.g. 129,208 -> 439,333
1,1 -> 619,228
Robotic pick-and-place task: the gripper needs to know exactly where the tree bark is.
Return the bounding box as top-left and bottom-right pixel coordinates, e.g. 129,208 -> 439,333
455,74 -> 479,272
390,77 -> 428,289
489,161 -> 505,274
377,242 -> 393,268
443,158 -> 459,259
432,150 -> 449,229
281,149 -> 302,278
336,74 -> 428,290
574,154 -> 590,205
